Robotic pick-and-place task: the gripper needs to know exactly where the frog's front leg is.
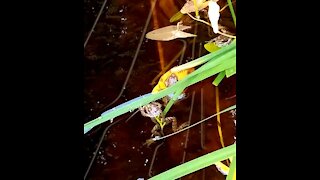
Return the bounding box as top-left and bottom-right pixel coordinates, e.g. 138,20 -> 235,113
164,117 -> 189,132
139,107 -> 153,118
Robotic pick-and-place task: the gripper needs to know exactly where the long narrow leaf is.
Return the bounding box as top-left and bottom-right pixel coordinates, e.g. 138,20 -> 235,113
225,64 -> 236,78
215,161 -> 230,175
194,47 -> 235,76
212,71 -> 225,86
187,56 -> 235,87
84,42 -> 235,133
84,53 -> 235,133
170,11 -> 184,22
149,144 -> 236,180
227,0 -> 236,26
162,86 -> 185,116
226,156 -> 236,180
171,40 -> 235,73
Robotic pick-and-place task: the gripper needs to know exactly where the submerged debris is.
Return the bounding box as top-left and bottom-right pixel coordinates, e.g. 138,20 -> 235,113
146,23 -> 196,41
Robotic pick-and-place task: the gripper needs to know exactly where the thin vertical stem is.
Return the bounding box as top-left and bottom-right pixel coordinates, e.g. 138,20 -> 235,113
215,87 -> 229,166
227,0 -> 236,26
193,0 -> 200,19
200,88 -> 205,149
148,142 -> 164,177
181,92 -> 196,163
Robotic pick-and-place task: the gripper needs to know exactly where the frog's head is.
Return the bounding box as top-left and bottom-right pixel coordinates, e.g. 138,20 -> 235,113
140,102 -> 163,118
147,102 -> 162,117
165,74 -> 178,87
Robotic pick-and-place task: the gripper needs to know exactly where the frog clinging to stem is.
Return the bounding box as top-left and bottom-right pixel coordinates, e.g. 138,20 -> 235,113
139,102 -> 189,145
152,68 -> 194,105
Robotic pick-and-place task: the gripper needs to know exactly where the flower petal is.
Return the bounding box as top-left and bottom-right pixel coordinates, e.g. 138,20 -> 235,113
208,1 -> 220,33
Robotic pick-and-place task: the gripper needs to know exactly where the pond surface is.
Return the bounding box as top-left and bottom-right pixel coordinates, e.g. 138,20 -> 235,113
84,0 -> 236,179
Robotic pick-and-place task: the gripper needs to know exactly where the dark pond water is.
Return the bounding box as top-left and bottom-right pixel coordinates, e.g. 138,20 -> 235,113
84,0 -> 236,179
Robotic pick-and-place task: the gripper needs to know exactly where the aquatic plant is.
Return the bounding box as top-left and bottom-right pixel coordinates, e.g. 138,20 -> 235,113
84,40 -> 235,133
148,1 -> 237,178
149,144 -> 236,180
84,0 -> 236,178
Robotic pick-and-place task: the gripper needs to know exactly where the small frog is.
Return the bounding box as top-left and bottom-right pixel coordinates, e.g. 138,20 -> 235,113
211,26 -> 234,47
139,102 -> 189,145
212,34 -> 232,47
161,73 -> 187,106
152,68 -> 194,106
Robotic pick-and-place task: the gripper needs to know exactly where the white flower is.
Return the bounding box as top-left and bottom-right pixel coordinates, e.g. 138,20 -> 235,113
208,0 -> 220,33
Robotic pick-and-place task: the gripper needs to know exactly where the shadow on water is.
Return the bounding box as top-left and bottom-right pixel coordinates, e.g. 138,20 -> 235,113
84,0 -> 236,179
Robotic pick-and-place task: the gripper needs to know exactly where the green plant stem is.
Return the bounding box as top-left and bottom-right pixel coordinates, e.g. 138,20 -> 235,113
162,87 -> 185,116
212,71 -> 226,86
149,144 -> 236,180
227,0 -> 236,26
220,0 -> 236,12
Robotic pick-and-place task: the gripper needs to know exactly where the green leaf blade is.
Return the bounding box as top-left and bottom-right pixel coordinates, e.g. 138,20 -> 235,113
149,144 -> 236,180
204,42 -> 221,53
226,156 -> 236,180
170,11 -> 184,22
225,64 -> 236,78
212,71 -> 226,86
